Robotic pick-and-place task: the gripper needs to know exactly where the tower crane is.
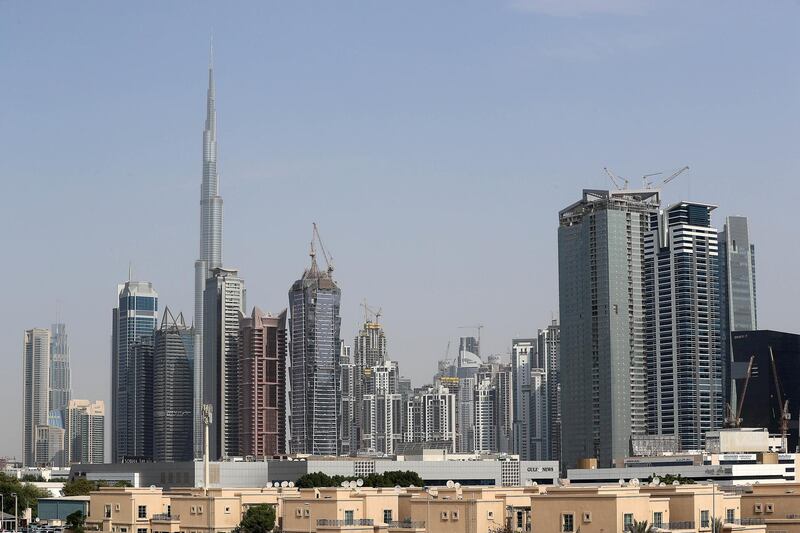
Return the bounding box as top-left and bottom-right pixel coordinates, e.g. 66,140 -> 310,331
769,346 -> 791,452
361,299 -> 383,325
312,222 -> 334,274
725,355 -> 755,428
458,324 -> 484,347
603,167 -> 629,190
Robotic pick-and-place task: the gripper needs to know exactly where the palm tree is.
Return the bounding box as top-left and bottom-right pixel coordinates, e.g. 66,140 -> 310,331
626,519 -> 654,533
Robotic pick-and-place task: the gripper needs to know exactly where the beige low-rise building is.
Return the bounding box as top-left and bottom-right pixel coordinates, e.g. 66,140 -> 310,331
281,487 -> 399,533
740,482 -> 800,533
86,487 -> 171,533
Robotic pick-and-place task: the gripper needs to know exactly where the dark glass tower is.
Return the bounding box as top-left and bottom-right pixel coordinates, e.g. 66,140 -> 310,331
288,245 -> 341,455
153,308 -> 194,462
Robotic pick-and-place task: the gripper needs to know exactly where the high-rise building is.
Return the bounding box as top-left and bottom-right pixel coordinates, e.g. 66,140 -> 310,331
193,46 -> 224,459
493,364 -> 514,453
23,328 -> 51,467
35,424 -> 64,467
719,216 -> 757,404
65,399 -> 105,464
153,308 -> 194,462
203,267 -> 246,459
645,201 -> 723,450
352,317 -> 388,452
558,189 -> 659,468
459,336 -> 480,358
361,360 -> 402,455
473,377 -> 496,454
511,338 -> 535,460
238,307 -> 287,458
538,320 -> 561,464
128,336 -> 154,460
405,385 -> 457,452
288,245 -> 341,455
49,323 -> 71,426
456,375 -> 476,453
529,366 -> 549,460
111,280 -> 158,462
338,343 -> 356,455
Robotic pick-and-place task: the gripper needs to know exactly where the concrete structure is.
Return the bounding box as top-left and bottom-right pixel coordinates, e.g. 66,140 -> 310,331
511,338 -> 535,461
23,328 -> 51,466
361,360 -> 402,455
339,343 -> 356,455
720,216 -> 757,404
35,424 -> 65,467
473,377 -> 496,454
731,330 -> 800,452
558,189 -> 659,469
203,267 -> 246,459
128,336 -> 154,460
646,201 -> 724,451
288,244 -> 342,456
238,307 -> 287,458
493,364 -> 514,454
740,482 -> 800,532
194,47 -> 224,459
153,308 -> 194,462
37,496 -> 90,525
405,385 -> 457,452
66,399 -> 105,464
49,323 -> 72,425
352,317 -> 388,453
112,280 -> 158,462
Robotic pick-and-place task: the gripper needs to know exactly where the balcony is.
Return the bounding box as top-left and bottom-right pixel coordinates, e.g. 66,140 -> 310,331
388,521 -> 426,529
151,514 -> 180,522
317,519 -> 374,527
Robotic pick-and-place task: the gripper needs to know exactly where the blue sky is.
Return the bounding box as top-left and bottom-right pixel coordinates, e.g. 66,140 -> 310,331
1,0 -> 798,458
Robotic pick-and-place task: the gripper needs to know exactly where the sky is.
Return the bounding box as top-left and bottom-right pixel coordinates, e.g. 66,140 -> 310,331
1,0 -> 799,459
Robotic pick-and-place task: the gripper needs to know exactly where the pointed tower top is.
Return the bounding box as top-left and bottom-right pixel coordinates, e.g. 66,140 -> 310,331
209,35 -> 214,69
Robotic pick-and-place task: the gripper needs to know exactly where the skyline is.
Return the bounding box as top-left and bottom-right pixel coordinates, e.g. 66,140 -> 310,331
2,1 -> 800,459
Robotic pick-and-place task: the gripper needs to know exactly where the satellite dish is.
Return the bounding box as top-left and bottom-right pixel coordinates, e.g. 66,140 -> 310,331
631,478 -> 640,487
653,477 -> 661,485
349,480 -> 357,489
288,482 -> 295,488
150,485 -> 156,490
454,482 -> 461,489
619,479 -> 625,487
394,485 -> 402,494
274,482 -> 281,488
341,481 -> 349,488
530,482 -> 536,488
446,480 -> 455,489
659,482 -> 666,487
356,479 -> 364,487
672,480 -> 680,486
281,481 -> 288,488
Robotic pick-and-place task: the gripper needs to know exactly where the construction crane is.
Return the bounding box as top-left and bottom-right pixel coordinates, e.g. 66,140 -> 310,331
769,346 -> 791,452
725,355 -> 755,428
638,166 -> 691,189
361,299 -> 383,325
640,172 -> 662,189
311,222 -> 334,274
604,167 -> 629,190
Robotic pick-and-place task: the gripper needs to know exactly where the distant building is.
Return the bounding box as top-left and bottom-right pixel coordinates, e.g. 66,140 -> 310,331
558,189 -> 659,468
405,385 -> 457,452
23,328 -> 51,467
238,307 -> 287,458
35,424 -> 65,467
203,267 -> 246,459
49,323 -> 72,424
645,201 -> 723,450
288,245 -> 341,455
153,308 -> 194,462
493,364 -> 514,454
731,330 -> 800,452
473,377 -> 496,454
511,338 -> 535,460
66,399 -> 105,464
361,360 -> 402,455
112,280 -> 158,462
538,320 -> 561,463
352,317 -> 388,452
338,343 -> 356,455
719,216 -> 757,403
456,376 -> 476,453
459,336 -> 480,358
128,336 -> 154,460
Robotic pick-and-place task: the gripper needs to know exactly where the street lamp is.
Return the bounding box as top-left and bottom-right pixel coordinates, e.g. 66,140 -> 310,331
10,492 -> 18,533
706,479 -> 716,531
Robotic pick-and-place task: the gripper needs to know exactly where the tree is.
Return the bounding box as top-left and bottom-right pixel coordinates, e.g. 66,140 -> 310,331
295,470 -> 424,489
63,478 -> 101,497
66,510 -> 86,533
235,504 -> 276,533
645,473 -> 694,486
0,472 -> 52,519
627,520 -> 654,533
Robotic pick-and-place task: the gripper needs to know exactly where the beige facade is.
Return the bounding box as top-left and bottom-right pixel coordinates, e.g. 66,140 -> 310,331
740,482 -> 800,533
86,487 -> 171,533
281,488 -> 399,533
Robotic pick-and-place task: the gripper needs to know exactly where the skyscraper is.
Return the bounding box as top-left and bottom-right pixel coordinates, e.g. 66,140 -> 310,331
128,336 -> 154,459
361,359 -> 402,455
493,364 -> 514,453
511,338 -> 535,460
288,243 -> 341,456
23,328 -> 51,467
238,307 -> 287,458
405,385 -> 457,452
49,323 -> 71,427
459,336 -> 480,358
645,201 -> 723,450
538,320 -> 561,464
203,267 -> 245,459
153,308 -> 194,462
558,189 -> 659,468
338,343 -> 356,455
194,45 -> 224,458
719,216 -> 757,404
66,399 -> 105,464
352,315 -> 387,452
111,280 -> 158,462
473,377 -> 496,454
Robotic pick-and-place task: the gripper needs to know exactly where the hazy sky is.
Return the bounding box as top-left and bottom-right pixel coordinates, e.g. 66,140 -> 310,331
2,0 -> 799,459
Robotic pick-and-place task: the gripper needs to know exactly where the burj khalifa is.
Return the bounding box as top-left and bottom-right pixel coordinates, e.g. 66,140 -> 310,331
194,46 -> 223,457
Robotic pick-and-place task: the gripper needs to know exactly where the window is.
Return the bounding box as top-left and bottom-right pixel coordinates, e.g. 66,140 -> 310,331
583,512 -> 592,523
344,510 -> 354,525
138,529 -> 147,533
440,511 -> 449,520
224,507 -> 231,514
562,514 -> 574,532
138,506 -> 147,519
766,503 -> 774,513
115,504 -> 121,512
452,511 -> 460,521
754,503 -> 763,513
197,506 -> 203,515
517,511 -> 524,528
191,506 -> 196,514
383,510 -> 392,523
303,509 -> 310,517
701,510 -> 710,528
623,514 -> 633,529
726,509 -> 735,523
104,505 -> 112,518
295,509 -> 301,517
487,511 -> 494,519
653,512 -> 663,528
